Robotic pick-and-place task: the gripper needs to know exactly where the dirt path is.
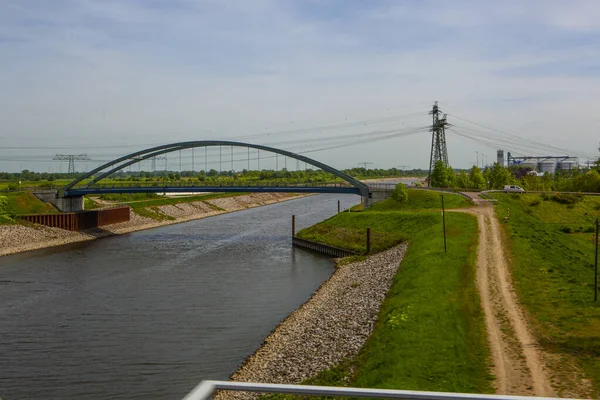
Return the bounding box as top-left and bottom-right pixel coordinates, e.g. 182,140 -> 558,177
456,197 -> 556,396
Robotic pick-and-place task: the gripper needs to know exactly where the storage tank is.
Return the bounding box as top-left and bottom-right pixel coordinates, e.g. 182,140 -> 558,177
557,159 -> 578,172
521,159 -> 538,171
538,159 -> 557,174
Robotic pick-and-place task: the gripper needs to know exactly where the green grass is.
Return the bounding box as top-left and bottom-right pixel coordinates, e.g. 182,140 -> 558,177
298,212 -> 430,254
294,206 -> 492,393
353,212 -> 492,393
128,192 -> 251,220
132,206 -> 176,221
97,192 -> 161,202
369,189 -> 472,212
125,192 -> 247,209
84,197 -> 100,210
4,192 -> 58,215
490,193 -> 600,396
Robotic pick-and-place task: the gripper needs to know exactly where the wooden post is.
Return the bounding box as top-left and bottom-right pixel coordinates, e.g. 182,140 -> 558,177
595,218 -> 598,302
366,227 -> 371,254
292,215 -> 296,237
338,200 -> 340,214
442,195 -> 447,253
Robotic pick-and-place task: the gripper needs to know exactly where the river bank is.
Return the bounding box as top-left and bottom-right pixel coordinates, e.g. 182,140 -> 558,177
216,244 -> 408,400
0,192 -> 307,257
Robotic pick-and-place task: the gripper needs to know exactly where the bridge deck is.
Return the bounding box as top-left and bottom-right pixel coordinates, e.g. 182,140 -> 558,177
64,185 -> 363,197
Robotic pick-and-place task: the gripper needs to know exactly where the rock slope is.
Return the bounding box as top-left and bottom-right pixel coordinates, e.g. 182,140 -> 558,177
216,244 -> 408,400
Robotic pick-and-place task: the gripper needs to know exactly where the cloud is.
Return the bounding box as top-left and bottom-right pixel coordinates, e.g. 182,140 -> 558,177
0,0 -> 599,172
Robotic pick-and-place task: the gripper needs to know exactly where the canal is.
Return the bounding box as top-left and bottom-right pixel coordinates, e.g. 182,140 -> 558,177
0,194 -> 360,400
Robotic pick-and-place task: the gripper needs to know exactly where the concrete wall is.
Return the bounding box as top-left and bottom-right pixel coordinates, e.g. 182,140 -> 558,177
370,189 -> 392,204
34,192 -> 84,212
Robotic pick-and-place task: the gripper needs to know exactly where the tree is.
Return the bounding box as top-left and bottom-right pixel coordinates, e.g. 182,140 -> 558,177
487,163 -> 513,189
456,170 -> 471,189
430,160 -> 455,188
468,166 -> 486,189
391,183 -> 408,206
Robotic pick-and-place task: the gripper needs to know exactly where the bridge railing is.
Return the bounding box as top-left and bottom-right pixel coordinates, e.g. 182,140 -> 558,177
182,380 -> 571,400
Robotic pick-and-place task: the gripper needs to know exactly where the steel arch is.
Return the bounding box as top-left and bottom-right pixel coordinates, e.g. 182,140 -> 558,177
60,141 -> 369,198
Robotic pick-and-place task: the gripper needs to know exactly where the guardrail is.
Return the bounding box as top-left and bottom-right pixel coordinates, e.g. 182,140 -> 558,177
182,380 -> 573,400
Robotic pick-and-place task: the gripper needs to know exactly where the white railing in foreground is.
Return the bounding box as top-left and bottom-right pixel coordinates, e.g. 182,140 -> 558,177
182,381 -> 575,400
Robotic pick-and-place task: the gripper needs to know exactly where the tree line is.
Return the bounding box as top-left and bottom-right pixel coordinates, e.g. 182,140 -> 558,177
429,160 -> 600,193
0,167 -> 427,188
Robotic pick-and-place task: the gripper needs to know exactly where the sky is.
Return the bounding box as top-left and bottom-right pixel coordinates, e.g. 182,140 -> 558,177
1,0 -> 600,173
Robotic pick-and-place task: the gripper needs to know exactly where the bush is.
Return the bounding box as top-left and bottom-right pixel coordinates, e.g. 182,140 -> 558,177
528,198 -> 541,206
391,183 -> 409,206
551,192 -> 583,205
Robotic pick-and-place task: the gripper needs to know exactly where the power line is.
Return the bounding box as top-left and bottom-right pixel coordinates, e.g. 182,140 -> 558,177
443,110 -> 595,158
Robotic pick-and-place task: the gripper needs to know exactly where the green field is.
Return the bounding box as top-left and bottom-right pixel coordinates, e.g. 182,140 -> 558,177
490,192 -> 600,395
368,189 -> 472,211
294,196 -> 492,393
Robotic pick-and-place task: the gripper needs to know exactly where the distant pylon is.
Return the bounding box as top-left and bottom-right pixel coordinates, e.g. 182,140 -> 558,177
428,102 -> 450,185
53,154 -> 91,174
152,156 -> 167,172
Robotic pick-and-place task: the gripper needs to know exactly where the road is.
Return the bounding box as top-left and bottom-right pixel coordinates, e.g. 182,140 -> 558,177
457,194 -> 556,396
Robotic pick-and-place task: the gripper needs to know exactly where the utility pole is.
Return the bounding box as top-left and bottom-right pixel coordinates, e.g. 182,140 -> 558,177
428,101 -> 450,186
53,154 -> 91,174
358,161 -> 374,169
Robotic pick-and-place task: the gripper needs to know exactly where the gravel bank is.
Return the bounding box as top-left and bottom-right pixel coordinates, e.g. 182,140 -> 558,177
0,193 -> 306,256
0,224 -> 92,256
216,244 -> 408,400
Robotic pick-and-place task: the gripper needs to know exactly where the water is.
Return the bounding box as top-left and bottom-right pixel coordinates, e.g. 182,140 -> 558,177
0,194 -> 360,400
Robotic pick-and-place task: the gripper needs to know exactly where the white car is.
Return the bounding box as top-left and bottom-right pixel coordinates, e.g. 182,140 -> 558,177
503,185 -> 525,193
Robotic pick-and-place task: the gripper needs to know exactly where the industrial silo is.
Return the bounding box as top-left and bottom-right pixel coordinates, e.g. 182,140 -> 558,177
557,158 -> 578,172
522,159 -> 538,171
538,159 -> 557,174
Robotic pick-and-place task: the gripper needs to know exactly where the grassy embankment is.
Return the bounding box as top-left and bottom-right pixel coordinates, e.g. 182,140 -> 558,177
0,192 -> 58,225
0,190 -> 248,224
3,192 -> 58,215
95,192 -> 250,221
293,190 -> 493,393
490,192 -> 600,396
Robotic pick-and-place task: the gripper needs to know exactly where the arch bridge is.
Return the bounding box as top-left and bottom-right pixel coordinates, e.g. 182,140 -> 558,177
56,141 -> 371,211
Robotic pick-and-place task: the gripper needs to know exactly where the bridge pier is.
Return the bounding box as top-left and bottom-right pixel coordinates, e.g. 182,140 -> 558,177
55,196 -> 85,212
369,189 -> 392,204
362,195 -> 371,209
35,192 -> 85,212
